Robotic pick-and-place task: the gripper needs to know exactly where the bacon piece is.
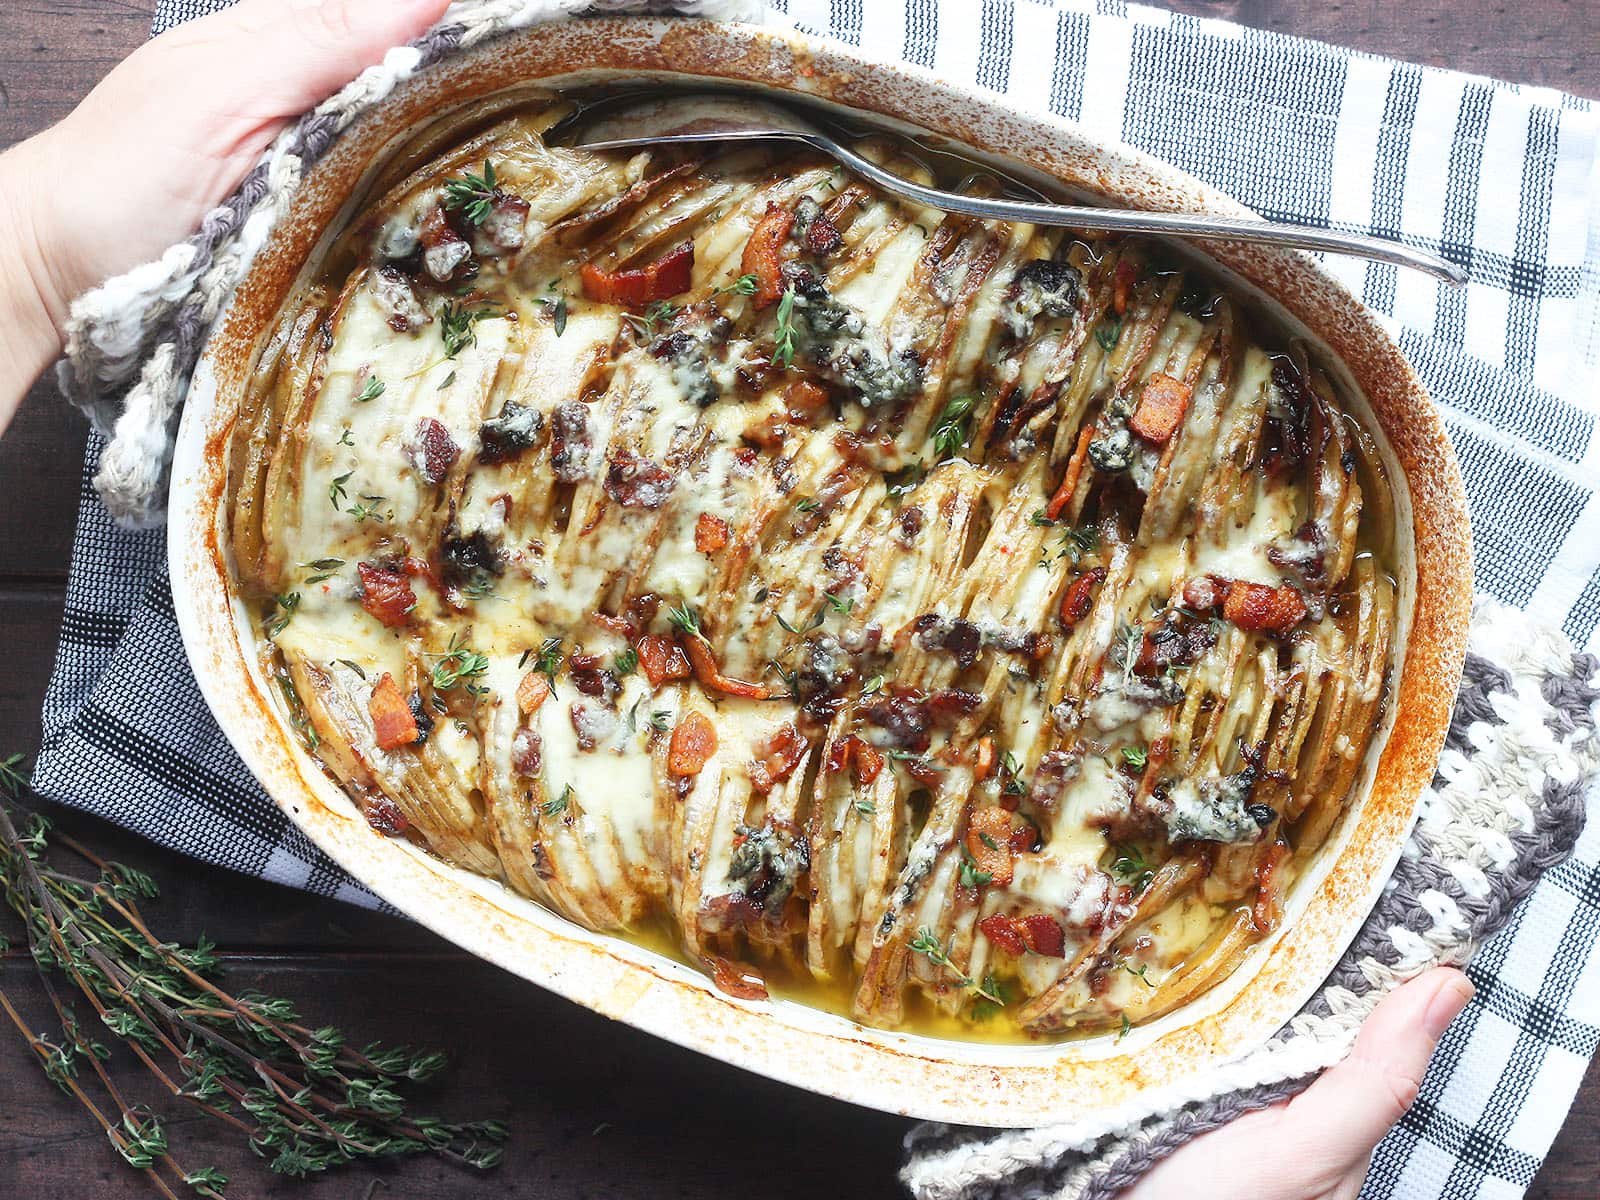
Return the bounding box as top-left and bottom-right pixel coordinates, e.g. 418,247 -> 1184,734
784,378 -> 830,422
1127,373 -> 1192,445
1253,839 -> 1290,934
1044,423 -> 1096,521
683,635 -> 771,700
418,206 -> 471,282
1181,574 -> 1227,610
1112,257 -> 1138,315
408,418 -> 460,485
853,740 -> 884,786
357,563 -> 416,628
1026,750 -> 1074,811
825,734 -> 883,786
1008,819 -> 1042,854
978,914 -> 1027,957
695,512 -> 731,554
803,209 -> 842,256
703,954 -> 769,1001
742,202 -> 795,308
669,710 -> 718,778
966,805 -> 1017,886
478,194 -> 530,252
603,450 -> 675,509
569,654 -> 620,703
1222,582 -> 1308,634
510,727 -> 542,776
363,794 -> 410,835
368,673 -> 420,750
637,634 -> 692,687
516,671 -> 551,715
749,723 -> 809,794
973,735 -> 996,780
1020,914 -> 1066,957
579,241 -> 694,306
1059,566 -> 1107,627
372,266 -> 430,332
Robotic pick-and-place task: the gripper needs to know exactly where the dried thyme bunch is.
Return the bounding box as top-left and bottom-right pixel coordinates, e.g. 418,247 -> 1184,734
0,759 -> 506,1197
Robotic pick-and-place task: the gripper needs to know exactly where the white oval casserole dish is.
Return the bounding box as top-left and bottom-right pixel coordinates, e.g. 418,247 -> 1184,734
168,17 -> 1472,1127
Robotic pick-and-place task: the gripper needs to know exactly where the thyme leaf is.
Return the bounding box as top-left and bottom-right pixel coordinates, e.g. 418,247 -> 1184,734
930,393 -> 978,458
666,602 -> 701,637
771,287 -> 798,369
714,273 -> 759,297
908,927 -> 1003,1004
265,592 -> 300,638
0,799 -> 509,1192
541,784 -> 573,818
441,159 -> 500,227
429,635 -> 491,695
439,299 -> 498,359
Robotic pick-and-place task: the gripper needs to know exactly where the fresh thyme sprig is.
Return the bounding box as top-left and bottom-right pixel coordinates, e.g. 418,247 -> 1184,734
265,592 -> 300,638
429,635 -> 490,695
930,394 -> 978,459
908,927 -> 1004,1005
1095,314 -> 1122,352
439,300 -> 498,360
541,785 -> 573,818
619,300 -> 678,339
771,288 -> 798,369
712,273 -> 759,297
0,773 -> 507,1197
441,159 -> 500,228
1110,843 -> 1155,895
532,637 -> 564,689
665,601 -> 701,637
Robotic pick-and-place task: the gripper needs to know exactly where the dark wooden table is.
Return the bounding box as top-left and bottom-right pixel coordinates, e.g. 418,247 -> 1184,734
1,3 -> 1595,1196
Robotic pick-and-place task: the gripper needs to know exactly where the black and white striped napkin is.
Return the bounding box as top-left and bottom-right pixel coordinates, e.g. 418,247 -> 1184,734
33,2 -> 1600,1197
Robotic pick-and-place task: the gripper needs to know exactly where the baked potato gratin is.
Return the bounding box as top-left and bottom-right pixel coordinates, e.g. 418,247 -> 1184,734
229,94 -> 1398,1039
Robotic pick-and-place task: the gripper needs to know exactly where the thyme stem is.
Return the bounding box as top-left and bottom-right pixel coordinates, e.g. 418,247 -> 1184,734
0,781 -> 508,1192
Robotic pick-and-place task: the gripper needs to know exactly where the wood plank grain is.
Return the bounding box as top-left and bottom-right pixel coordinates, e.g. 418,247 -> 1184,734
1531,1059 -> 1600,1199
0,0 -> 147,577
0,400 -> 88,580
0,0 -> 152,144
0,588 -> 71,749
1167,0 -> 1599,98
0,956 -> 910,1199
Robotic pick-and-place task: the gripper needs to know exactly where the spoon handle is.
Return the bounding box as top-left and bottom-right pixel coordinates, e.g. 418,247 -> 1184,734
826,139 -> 1467,285
577,129 -> 1467,286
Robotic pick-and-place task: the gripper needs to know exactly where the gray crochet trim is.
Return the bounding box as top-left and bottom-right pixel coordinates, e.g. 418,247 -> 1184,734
56,0 -> 764,529
900,597 -> 1598,1200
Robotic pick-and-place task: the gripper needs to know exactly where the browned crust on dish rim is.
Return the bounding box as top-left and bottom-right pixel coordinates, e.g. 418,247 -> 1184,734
169,17 -> 1472,1127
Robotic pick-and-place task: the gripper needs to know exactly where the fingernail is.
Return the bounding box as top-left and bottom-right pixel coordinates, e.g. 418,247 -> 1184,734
1423,974 -> 1475,1039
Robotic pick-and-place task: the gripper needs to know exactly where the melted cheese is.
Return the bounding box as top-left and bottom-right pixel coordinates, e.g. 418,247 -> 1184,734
233,101 -> 1398,1041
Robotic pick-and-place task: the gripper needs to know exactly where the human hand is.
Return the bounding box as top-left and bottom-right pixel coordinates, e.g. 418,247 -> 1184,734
1123,967 -> 1475,1200
0,0 -> 451,429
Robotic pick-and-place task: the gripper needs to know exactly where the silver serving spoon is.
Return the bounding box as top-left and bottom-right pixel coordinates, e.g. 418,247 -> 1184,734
563,95 -> 1467,286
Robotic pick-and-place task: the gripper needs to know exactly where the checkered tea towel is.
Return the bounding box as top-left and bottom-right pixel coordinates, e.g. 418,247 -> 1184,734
28,1 -> 1600,1197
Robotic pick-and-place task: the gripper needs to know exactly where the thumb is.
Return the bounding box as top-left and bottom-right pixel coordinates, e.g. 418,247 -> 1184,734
1285,966 -> 1475,1161
168,0 -> 454,113
1122,968 -> 1473,1200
